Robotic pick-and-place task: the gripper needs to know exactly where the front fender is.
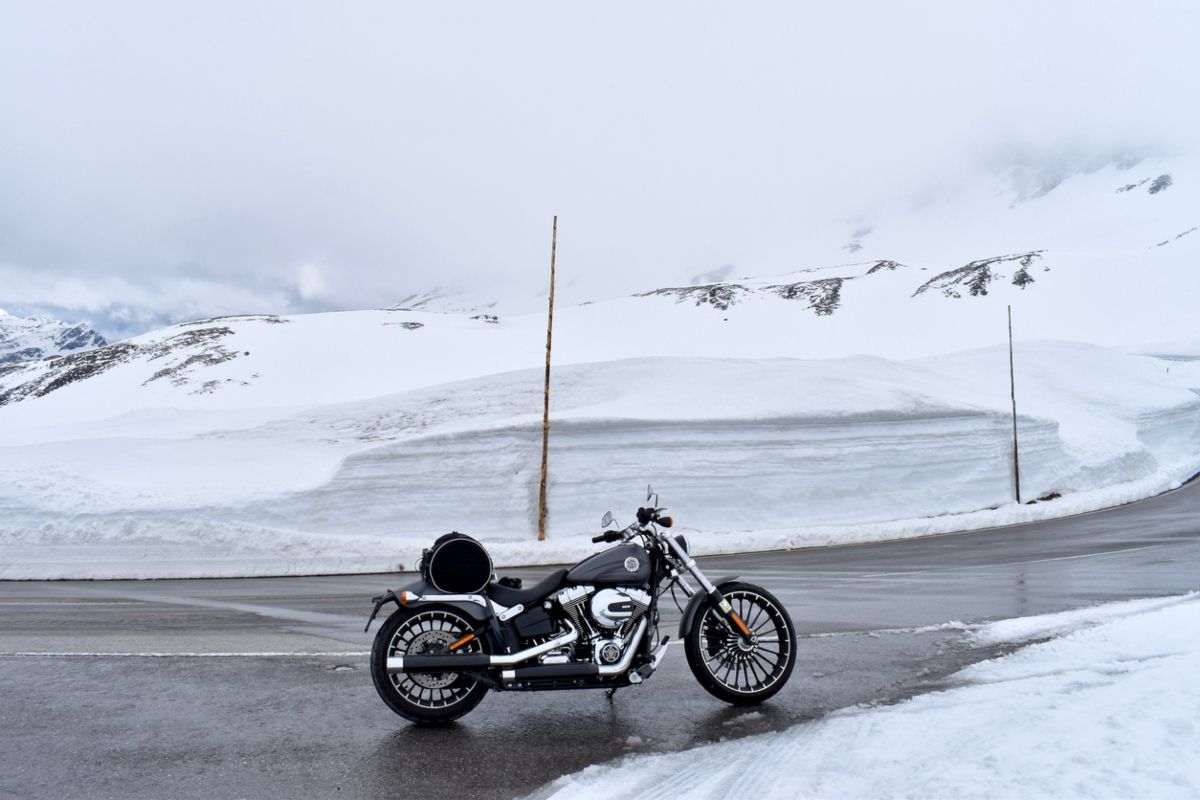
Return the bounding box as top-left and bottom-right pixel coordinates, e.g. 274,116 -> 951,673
677,576 -> 740,639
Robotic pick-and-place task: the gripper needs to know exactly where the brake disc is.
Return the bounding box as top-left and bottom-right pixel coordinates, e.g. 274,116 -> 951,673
408,630 -> 459,689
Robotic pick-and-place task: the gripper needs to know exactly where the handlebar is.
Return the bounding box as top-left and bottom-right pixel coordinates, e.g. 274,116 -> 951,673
637,507 -> 673,528
592,508 -> 675,544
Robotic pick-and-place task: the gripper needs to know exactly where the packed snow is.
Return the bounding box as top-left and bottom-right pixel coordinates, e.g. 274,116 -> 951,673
1,337 -> 1198,578
527,594 -> 1200,800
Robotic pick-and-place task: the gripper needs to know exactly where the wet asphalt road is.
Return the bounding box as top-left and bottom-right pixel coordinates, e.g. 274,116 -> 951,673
2,480 -> 1199,800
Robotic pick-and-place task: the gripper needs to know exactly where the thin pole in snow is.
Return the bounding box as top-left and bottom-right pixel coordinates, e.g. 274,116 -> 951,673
1008,304 -> 1021,504
537,216 -> 557,542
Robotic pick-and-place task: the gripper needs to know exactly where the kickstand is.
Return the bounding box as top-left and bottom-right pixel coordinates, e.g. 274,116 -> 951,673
605,686 -> 620,704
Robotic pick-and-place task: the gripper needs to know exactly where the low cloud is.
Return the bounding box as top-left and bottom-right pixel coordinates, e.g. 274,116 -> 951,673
1,1 -> 1196,337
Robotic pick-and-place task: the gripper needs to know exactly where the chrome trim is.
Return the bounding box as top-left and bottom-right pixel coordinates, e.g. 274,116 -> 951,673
497,603 -> 524,622
646,639 -> 670,671
627,636 -> 668,685
384,621 -> 578,673
664,534 -> 716,594
407,592 -> 489,608
596,618 -> 648,676
553,584 -> 592,606
489,622 -> 577,666
501,669 -> 516,681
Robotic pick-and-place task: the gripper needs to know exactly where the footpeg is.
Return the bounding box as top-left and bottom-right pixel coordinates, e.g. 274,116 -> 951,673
629,636 -> 671,684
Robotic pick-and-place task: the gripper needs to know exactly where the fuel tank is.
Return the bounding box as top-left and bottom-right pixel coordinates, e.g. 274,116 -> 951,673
567,544 -> 651,586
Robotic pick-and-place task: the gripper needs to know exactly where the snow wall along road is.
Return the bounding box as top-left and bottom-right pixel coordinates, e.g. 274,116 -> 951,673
2,342 -> 1199,578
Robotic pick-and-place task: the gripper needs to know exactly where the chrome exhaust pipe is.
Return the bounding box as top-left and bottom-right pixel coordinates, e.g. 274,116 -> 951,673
499,619 -> 649,684
386,622 -> 578,673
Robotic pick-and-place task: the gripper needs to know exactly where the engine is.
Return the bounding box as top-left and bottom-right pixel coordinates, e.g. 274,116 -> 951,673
542,585 -> 652,666
590,587 -> 652,631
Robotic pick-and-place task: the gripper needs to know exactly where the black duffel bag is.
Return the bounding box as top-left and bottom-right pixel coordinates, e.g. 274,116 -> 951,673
419,531 -> 493,594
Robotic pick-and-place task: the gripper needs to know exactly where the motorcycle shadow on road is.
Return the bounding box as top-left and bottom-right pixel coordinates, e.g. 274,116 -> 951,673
353,699 -> 803,797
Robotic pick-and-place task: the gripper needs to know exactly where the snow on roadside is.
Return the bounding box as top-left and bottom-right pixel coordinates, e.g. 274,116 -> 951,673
2,342 -> 1199,579
526,594 -> 1200,800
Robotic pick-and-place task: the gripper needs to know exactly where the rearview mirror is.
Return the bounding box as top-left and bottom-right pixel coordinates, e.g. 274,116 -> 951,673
601,511 -> 614,528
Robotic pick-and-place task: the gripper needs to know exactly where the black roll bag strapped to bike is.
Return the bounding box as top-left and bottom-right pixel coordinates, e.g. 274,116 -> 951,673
421,531 -> 493,594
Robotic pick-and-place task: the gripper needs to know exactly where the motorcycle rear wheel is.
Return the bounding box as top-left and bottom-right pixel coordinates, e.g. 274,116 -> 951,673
370,605 -> 489,724
684,582 -> 796,705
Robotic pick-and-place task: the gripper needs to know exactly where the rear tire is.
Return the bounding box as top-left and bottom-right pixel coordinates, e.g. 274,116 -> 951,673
684,582 -> 796,705
370,605 -> 489,724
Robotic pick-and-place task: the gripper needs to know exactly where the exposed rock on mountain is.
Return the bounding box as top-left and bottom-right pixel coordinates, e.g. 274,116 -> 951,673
1155,226 -> 1198,247
0,324 -> 245,406
913,252 -> 1046,299
866,259 -> 906,274
1148,174 -> 1173,194
769,277 -> 844,316
643,284 -> 747,311
0,309 -> 107,366
1118,174 -> 1173,194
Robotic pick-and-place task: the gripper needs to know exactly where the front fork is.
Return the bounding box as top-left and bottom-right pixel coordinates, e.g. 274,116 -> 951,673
663,536 -> 754,641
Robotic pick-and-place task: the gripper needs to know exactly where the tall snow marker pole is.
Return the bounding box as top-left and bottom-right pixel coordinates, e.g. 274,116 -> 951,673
537,216 -> 558,541
1008,304 -> 1021,504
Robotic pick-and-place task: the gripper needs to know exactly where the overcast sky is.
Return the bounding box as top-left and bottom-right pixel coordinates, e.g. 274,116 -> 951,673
1,1 -> 1197,337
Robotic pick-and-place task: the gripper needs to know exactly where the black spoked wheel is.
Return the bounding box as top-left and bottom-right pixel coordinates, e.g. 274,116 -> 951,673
684,582 -> 796,705
370,605 -> 489,724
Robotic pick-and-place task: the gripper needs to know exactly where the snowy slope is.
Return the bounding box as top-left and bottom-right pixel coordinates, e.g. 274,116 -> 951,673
1,154 -> 1199,578
1,155 -> 1197,417
0,308 -> 106,366
528,594 -> 1200,800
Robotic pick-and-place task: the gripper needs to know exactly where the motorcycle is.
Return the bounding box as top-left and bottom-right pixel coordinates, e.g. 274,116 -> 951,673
366,488 -> 796,723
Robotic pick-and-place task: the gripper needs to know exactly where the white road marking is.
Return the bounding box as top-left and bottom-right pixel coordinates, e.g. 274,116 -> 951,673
38,584 -> 362,626
0,651 -> 370,658
0,601 -> 145,606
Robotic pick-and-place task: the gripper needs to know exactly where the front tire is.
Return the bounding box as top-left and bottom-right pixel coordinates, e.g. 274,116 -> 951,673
684,582 -> 796,705
370,605 -> 489,724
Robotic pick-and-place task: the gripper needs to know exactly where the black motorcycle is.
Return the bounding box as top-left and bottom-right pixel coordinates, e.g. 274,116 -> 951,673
366,488 -> 796,723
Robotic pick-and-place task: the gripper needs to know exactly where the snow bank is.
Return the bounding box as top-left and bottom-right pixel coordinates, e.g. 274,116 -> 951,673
527,594 -> 1200,800
2,342 -> 1198,579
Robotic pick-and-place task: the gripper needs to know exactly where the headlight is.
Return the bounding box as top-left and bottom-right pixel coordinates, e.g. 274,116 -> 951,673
673,534 -> 690,555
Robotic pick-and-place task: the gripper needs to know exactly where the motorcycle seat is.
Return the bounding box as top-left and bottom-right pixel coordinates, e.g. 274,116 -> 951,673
486,568 -> 569,607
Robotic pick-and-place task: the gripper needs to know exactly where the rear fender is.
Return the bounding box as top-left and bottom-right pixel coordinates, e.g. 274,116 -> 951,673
677,576 -> 740,638
365,578 -> 494,632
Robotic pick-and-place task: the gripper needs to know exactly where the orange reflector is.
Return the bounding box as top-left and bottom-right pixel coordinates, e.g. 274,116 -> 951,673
449,632 -> 476,651
399,591 -> 410,606
730,611 -> 751,637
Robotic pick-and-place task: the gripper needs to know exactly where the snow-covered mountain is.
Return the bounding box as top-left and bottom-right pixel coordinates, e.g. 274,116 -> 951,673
0,308 -> 107,366
2,153 -> 1199,578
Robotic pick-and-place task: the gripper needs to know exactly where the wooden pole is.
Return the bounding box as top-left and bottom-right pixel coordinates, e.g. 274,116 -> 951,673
1008,304 -> 1021,504
537,216 -> 557,541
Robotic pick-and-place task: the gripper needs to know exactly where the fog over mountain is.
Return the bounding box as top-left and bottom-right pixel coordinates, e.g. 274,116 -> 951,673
1,2 -> 1197,339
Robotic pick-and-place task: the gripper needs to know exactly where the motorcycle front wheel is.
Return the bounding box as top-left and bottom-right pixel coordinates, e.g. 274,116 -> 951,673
370,604 -> 489,724
684,582 -> 796,705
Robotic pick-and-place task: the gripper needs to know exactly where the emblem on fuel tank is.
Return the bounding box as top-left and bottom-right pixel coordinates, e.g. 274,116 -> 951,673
624,557 -> 640,573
